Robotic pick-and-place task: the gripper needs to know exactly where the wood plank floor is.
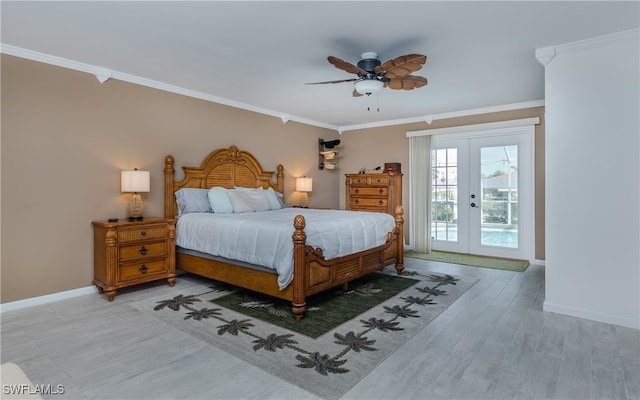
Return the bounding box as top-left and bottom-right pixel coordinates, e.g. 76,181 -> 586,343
2,258 -> 638,399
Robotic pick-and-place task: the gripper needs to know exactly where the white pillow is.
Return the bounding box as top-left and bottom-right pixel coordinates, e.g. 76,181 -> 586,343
227,188 -> 271,213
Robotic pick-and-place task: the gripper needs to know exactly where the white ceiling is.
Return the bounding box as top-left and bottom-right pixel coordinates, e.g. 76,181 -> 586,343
2,1 -> 638,131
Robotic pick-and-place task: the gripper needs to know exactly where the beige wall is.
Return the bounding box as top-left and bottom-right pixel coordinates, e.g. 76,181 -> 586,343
1,54 -> 545,304
1,55 -> 339,303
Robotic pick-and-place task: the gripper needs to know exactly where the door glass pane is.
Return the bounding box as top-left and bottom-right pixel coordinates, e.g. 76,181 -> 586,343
480,145 -> 518,248
431,148 -> 458,242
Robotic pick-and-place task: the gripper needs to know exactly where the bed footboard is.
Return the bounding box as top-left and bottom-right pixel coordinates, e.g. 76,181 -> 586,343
290,206 -> 404,320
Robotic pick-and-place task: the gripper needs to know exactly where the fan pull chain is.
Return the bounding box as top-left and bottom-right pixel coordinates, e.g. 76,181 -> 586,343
367,94 -> 381,112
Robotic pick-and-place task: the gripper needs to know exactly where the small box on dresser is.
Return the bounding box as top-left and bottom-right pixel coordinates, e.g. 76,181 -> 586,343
345,172 -> 402,216
92,217 -> 176,301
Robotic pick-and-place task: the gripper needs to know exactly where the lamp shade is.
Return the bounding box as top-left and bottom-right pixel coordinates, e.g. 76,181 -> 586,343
296,177 -> 313,192
354,79 -> 383,95
121,169 -> 150,193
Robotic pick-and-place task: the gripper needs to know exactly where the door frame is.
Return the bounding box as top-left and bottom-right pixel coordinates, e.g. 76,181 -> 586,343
430,124 -> 536,262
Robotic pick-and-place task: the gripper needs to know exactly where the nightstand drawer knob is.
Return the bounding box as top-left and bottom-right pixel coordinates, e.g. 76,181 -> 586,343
140,231 -> 146,236
354,188 -> 359,194
138,246 -> 148,255
379,200 -> 384,205
139,265 -> 148,274
354,199 -> 359,204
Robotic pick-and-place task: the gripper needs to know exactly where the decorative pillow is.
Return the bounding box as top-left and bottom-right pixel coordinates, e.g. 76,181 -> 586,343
265,187 -> 282,210
175,188 -> 211,217
208,187 -> 234,214
227,188 -> 271,213
274,190 -> 286,207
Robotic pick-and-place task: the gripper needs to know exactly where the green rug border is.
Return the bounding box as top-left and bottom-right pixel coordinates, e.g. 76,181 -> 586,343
405,250 -> 529,272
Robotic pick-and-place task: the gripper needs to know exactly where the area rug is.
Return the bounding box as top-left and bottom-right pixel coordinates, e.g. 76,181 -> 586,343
405,250 -> 529,272
132,268 -> 477,400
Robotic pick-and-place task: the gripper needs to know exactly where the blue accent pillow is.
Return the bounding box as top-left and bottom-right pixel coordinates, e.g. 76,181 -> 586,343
175,188 -> 211,217
265,187 -> 282,210
208,187 -> 234,214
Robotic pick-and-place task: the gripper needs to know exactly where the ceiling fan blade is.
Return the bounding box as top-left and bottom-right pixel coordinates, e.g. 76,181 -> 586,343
305,78 -> 358,85
328,56 -> 368,75
381,54 -> 427,78
352,88 -> 363,97
385,75 -> 428,90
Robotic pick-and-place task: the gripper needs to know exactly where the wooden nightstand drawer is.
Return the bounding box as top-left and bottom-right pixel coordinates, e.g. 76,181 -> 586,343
119,241 -> 166,261
119,259 -> 168,282
117,225 -> 167,242
351,187 -> 388,197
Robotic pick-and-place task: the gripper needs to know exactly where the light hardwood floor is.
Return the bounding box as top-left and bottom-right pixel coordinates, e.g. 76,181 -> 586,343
2,258 -> 638,399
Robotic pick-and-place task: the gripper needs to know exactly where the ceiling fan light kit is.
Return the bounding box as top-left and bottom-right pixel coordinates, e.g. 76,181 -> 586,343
354,79 -> 384,95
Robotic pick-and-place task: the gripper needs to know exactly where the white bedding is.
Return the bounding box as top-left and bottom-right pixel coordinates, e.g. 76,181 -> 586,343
176,208 -> 396,290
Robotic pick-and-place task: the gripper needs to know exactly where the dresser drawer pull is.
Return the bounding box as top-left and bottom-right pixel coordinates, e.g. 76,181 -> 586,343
354,199 -> 359,204
139,265 -> 148,274
379,188 -> 384,194
138,246 -> 148,255
354,188 -> 359,194
379,200 -> 384,205
140,231 -> 146,236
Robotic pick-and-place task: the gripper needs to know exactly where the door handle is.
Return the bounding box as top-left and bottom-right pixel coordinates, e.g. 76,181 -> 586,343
471,203 -> 478,208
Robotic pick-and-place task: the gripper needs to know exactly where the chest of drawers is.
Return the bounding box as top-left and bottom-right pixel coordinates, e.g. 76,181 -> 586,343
92,217 -> 176,301
345,173 -> 402,215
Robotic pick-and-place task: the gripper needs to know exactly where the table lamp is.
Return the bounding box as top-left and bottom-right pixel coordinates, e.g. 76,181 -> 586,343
296,177 -> 312,208
121,169 -> 150,221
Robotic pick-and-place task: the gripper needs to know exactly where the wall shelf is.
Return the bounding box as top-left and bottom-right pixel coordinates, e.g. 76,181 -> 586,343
318,138 -> 340,170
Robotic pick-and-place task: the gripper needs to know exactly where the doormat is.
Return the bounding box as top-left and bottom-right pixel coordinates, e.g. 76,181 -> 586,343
405,250 -> 529,272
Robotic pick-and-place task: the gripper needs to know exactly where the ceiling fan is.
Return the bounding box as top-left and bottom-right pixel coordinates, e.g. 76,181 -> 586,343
307,52 -> 428,97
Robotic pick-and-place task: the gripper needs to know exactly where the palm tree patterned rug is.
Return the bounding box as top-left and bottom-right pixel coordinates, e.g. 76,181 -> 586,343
132,267 -> 477,400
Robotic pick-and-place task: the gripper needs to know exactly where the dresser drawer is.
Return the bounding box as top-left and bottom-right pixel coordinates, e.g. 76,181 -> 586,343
119,241 -> 167,262
119,259 -> 168,282
347,175 -> 390,186
351,197 -> 388,208
117,225 -> 167,243
367,175 -> 390,185
350,187 -> 388,197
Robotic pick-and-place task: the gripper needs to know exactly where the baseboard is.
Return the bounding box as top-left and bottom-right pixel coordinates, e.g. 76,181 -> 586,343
533,259 -> 545,267
543,301 -> 639,330
0,285 -> 97,314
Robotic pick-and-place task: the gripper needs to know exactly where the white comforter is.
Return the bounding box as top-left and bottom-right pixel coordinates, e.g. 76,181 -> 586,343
176,208 -> 396,290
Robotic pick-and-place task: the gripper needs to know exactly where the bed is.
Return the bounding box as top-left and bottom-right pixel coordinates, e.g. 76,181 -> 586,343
164,145 -> 404,319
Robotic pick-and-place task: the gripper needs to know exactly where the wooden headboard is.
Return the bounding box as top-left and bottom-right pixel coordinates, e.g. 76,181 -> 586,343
164,145 -> 285,218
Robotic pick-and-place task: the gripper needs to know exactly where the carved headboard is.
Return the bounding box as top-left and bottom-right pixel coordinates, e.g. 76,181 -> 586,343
164,145 -> 285,218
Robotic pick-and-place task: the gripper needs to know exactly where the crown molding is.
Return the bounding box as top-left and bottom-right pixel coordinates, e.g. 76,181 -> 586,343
0,44 -> 338,131
2,43 -> 544,133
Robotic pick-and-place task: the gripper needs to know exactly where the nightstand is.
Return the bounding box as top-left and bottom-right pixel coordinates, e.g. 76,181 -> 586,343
92,217 -> 177,301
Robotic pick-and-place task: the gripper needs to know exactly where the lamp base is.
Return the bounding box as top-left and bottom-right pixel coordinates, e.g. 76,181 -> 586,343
126,193 -> 145,222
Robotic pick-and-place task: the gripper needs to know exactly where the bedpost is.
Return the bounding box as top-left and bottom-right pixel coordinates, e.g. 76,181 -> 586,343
291,214 -> 307,320
164,155 -> 175,219
276,164 -> 284,194
394,205 -> 405,275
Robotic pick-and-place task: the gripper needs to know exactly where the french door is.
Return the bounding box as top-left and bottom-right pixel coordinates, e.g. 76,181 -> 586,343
431,130 -> 534,261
